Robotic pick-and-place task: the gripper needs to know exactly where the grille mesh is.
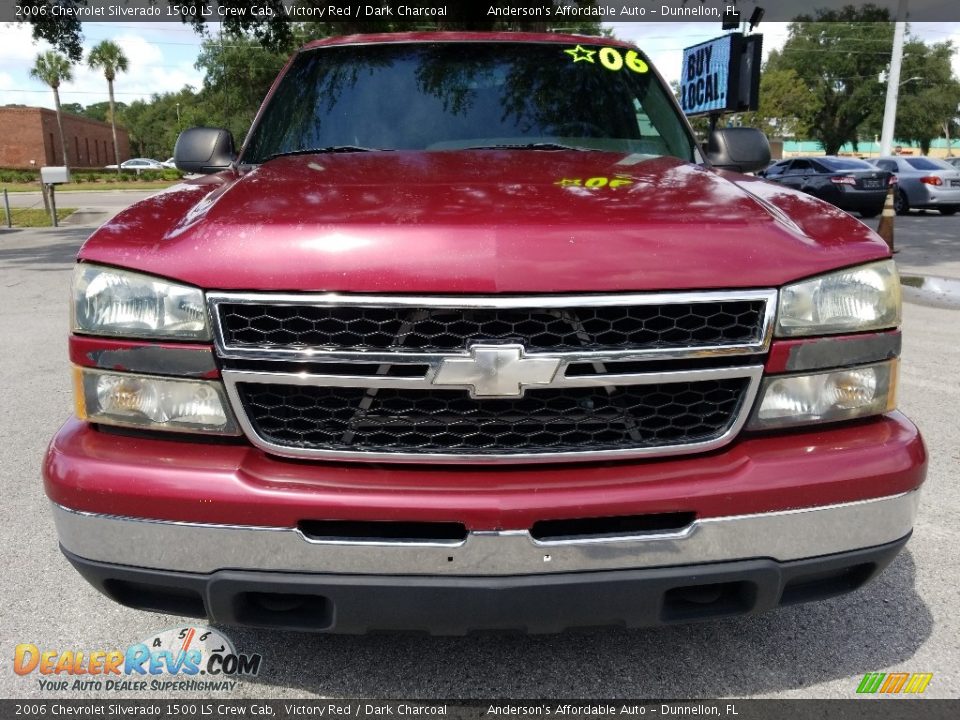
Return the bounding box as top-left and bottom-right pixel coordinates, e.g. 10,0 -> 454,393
237,379 -> 749,455
217,301 -> 766,352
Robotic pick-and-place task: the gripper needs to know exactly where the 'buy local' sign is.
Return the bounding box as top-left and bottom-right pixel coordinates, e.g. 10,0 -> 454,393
680,33 -> 762,117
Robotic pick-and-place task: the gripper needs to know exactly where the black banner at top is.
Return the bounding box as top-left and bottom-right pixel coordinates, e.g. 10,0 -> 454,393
6,0 -> 960,24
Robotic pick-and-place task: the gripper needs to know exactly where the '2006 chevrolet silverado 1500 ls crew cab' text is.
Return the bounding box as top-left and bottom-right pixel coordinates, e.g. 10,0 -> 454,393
44,33 -> 925,634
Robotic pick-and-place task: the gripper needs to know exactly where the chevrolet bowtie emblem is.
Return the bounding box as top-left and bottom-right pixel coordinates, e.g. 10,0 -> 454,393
432,345 -> 561,398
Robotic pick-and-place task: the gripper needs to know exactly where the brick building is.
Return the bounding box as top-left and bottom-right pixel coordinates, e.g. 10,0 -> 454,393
0,106 -> 131,169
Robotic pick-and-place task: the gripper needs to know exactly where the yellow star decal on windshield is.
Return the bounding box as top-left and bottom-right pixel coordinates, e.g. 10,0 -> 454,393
564,45 -> 596,64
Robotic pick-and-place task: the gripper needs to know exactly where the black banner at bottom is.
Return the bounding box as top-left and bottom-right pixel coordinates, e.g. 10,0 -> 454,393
2,700 -> 959,720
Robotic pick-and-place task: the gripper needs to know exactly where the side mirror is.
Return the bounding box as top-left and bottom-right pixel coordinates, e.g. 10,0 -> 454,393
174,127 -> 236,174
705,127 -> 771,174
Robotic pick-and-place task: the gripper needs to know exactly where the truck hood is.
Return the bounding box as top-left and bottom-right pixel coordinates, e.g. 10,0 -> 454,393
80,151 -> 890,292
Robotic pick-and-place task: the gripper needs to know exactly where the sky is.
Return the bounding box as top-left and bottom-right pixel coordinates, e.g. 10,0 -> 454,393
2,20 -> 960,110
0,21 -> 208,108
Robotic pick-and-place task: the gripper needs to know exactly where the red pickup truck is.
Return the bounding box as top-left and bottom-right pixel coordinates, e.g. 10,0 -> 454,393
44,33 -> 925,634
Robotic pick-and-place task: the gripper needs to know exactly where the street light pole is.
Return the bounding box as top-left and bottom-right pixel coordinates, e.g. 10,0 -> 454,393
879,0 -> 908,156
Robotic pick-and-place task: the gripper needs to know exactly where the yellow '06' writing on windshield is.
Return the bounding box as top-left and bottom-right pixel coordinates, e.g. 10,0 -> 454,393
565,45 -> 649,74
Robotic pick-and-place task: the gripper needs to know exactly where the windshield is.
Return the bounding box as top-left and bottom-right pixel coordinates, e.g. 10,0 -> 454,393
243,41 -> 695,163
904,157 -> 946,170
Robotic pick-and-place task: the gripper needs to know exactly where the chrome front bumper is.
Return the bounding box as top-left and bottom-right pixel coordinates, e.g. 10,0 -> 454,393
53,490 -> 919,577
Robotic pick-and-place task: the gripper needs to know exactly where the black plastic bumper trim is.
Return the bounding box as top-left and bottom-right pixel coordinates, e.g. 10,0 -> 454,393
62,535 -> 909,635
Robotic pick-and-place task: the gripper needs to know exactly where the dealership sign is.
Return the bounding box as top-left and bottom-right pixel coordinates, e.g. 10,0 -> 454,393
680,33 -> 763,117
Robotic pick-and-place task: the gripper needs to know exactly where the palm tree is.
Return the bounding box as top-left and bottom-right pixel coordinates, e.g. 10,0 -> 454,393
30,51 -> 74,170
87,40 -> 129,174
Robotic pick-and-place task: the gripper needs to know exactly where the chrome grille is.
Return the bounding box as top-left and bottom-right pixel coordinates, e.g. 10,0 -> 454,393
210,291 -> 775,463
237,378 -> 751,455
216,298 -> 767,353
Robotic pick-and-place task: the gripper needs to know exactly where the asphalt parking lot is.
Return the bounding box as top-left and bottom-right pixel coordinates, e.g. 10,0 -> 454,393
0,206 -> 957,700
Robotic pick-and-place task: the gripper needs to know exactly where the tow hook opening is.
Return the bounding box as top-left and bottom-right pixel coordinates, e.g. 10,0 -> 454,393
102,579 -> 206,618
233,592 -> 334,630
661,581 -> 757,621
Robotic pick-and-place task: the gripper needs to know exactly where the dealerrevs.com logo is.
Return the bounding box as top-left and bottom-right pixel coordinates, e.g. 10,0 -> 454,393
856,672 -> 933,695
14,626 -> 262,692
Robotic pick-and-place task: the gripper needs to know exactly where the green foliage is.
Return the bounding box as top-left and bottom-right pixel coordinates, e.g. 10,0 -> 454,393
20,5 -> 606,158
164,1 -> 607,48
765,5 -> 893,154
120,87 -> 214,160
19,1 -> 84,61
87,40 -> 128,81
0,169 -> 38,183
668,80 -> 710,138
29,50 -> 73,89
187,15 -> 604,148
72,169 -> 182,182
741,68 -> 813,139
30,49 -> 74,167
79,101 -> 126,123
87,39 -> 130,173
193,34 -> 298,144
0,168 -> 181,184
55,101 -> 129,123
886,40 -> 960,154
1,207 -> 76,227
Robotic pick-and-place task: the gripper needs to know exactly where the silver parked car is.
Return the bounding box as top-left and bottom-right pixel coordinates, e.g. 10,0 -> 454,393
869,156 -> 960,215
104,158 -> 166,174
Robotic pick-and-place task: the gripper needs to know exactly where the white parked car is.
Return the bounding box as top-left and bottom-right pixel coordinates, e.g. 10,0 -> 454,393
161,157 -> 177,169
104,158 -> 166,174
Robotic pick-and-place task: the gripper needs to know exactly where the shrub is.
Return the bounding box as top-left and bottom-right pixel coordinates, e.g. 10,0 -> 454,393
0,169 -> 38,183
0,166 -> 182,185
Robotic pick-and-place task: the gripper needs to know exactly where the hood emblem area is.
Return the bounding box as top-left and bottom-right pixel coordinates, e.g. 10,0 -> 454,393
432,344 -> 561,398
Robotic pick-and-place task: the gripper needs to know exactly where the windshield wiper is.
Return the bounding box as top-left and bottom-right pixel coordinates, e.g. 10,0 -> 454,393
461,143 -> 600,152
263,146 -> 386,161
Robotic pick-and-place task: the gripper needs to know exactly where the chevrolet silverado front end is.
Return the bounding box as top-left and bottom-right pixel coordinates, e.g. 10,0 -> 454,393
44,33 -> 925,634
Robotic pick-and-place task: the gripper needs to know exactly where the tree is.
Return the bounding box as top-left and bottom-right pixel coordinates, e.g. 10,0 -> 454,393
193,35 -> 297,144
30,50 -> 73,169
19,1 -> 83,60
20,2 -> 608,157
888,40 -> 960,154
88,40 -> 129,172
190,13 -> 606,146
765,6 -> 893,154
742,68 -> 813,139
121,89 -> 209,159
81,100 -> 127,124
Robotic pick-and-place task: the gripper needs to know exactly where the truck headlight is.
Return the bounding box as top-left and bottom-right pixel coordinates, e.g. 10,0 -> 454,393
748,360 -> 897,431
74,368 -> 239,435
73,264 -> 209,340
776,260 -> 900,337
